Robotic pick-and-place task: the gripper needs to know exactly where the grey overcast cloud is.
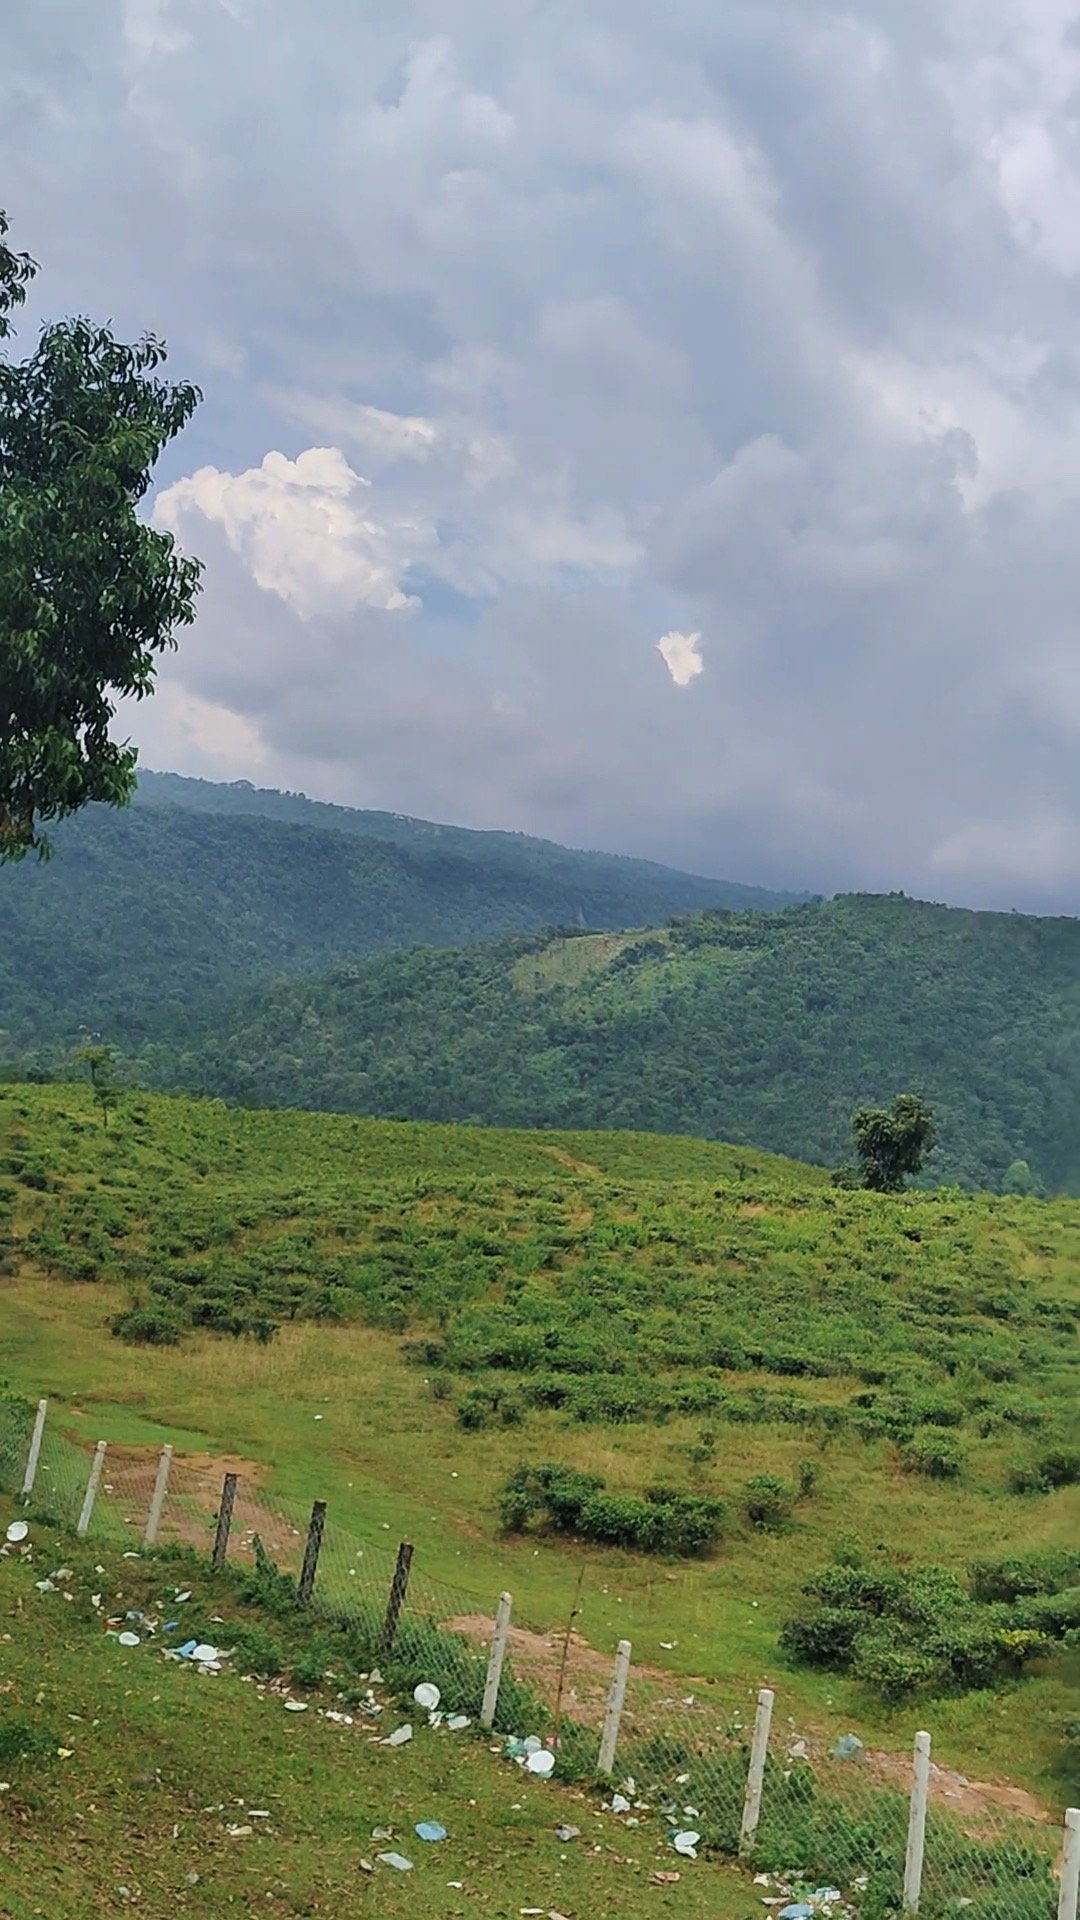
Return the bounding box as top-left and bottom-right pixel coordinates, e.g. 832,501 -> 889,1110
6,0 -> 1080,908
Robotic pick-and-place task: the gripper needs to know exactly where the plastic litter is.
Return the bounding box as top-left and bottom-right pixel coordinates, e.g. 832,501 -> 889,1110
650,1872 -> 681,1886
117,1631 -> 141,1648
413,1682 -> 441,1712
191,1644 -> 219,1665
611,1792 -> 631,1814
554,1825 -> 580,1843
415,1822 -> 447,1842
385,1724 -> 413,1747
832,1734 -> 864,1760
523,1735 -> 543,1755
284,1700 -> 309,1712
376,1852 -> 414,1872
526,1749 -> 555,1777
780,1905 -> 813,1917
446,1713 -> 470,1731
5,1520 -> 28,1545
673,1830 -> 701,1858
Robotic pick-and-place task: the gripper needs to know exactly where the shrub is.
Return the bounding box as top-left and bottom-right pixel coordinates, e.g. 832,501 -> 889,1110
111,1303 -> 185,1346
969,1549 -> 1080,1603
496,1463 -> 726,1556
228,1623 -> 285,1676
1007,1447 -> 1080,1494
742,1473 -> 794,1529
901,1431 -> 962,1478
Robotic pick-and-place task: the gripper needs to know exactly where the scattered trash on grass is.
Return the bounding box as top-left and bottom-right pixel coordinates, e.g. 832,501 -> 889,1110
554,1825 -> 580,1843
672,1829 -> 700,1858
832,1734 -> 864,1760
413,1683 -> 440,1712
415,1822 -> 447,1842
447,1713 -> 470,1731
117,1631 -> 141,1648
385,1724 -> 413,1747
284,1700 -> 309,1713
526,1749 -> 555,1777
376,1852 -> 414,1872
5,1521 -> 29,1545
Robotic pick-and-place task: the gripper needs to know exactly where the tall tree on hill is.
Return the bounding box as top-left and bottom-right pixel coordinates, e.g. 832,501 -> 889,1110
849,1093 -> 936,1193
0,211 -> 203,861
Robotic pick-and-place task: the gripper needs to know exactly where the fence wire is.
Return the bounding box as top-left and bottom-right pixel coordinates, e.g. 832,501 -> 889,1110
0,1398 -> 1068,1920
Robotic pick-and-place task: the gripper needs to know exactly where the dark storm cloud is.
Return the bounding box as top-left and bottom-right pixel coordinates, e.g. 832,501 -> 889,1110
6,0 -> 1080,906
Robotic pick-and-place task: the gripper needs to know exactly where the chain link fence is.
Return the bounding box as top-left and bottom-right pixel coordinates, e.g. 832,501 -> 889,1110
1,1395 -> 1074,1920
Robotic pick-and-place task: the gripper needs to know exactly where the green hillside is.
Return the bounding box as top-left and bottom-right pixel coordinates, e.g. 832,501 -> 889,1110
1,1085 -> 1077,1806
0,770 -> 800,1050
142,892 -> 1080,1192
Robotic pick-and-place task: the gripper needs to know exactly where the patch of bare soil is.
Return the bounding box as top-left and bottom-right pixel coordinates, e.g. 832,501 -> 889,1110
98,1445 -> 303,1569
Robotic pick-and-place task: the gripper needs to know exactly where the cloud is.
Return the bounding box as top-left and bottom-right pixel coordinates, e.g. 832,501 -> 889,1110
154,448 -> 434,619
10,0 -> 1080,906
658,630 -> 704,688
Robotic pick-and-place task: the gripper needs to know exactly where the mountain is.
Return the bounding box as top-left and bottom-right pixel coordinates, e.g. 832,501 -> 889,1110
140,891 -> 1080,1192
0,771 -> 805,1049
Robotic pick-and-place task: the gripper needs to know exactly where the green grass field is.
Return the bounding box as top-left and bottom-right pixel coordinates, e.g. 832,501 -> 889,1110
1,1083 -> 1077,1813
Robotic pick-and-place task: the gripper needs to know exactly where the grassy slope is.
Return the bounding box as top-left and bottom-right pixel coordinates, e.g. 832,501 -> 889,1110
0,1085 -> 1077,1805
0,1525 -> 755,1920
145,892 -> 1080,1191
0,773 -> 799,1050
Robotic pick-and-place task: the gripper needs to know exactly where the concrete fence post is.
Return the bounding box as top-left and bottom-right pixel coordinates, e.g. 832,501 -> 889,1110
480,1591 -> 512,1731
1058,1809 -> 1080,1920
380,1542 -> 414,1653
297,1500 -> 327,1605
903,1731 -> 932,1913
143,1445 -> 173,1547
21,1399 -> 48,1501
76,1441 -> 108,1538
740,1686 -> 776,1851
597,1639 -> 632,1775
211,1472 -> 238,1568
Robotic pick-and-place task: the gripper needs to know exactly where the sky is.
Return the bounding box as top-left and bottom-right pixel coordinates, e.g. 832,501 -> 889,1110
6,0 -> 1080,909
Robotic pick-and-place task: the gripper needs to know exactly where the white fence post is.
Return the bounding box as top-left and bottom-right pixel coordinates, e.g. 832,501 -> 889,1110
480,1591 -> 512,1730
77,1441 -> 107,1538
21,1399 -> 48,1500
598,1639 -> 632,1776
903,1731 -> 932,1912
143,1444 -> 173,1547
740,1686 -> 775,1851
1059,1809 -> 1080,1920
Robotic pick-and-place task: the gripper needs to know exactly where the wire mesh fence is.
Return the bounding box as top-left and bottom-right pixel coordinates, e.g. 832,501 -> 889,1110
1,1394 -> 1073,1920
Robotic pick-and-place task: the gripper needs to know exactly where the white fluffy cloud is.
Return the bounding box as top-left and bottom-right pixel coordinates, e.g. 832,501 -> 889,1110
11,0 -> 1080,905
658,630 -> 704,688
154,448 -> 433,619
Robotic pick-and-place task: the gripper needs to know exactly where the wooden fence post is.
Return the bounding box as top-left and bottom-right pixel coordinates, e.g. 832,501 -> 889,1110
480,1592 -> 512,1730
1058,1809 -> 1080,1920
740,1686 -> 775,1851
143,1445 -> 173,1547
380,1542 -> 413,1653
211,1472 -> 238,1568
76,1441 -> 107,1538
21,1399 -> 47,1501
903,1731 -> 932,1912
297,1500 -> 327,1605
597,1639 -> 632,1775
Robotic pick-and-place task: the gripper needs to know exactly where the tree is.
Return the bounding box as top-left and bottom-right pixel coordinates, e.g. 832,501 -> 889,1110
0,210 -> 202,860
79,1041 -> 118,1129
848,1093 -> 936,1193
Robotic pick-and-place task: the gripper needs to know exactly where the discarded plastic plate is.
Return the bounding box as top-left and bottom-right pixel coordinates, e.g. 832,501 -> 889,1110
284,1700 -> 309,1713
377,1852 -> 414,1872
413,1683 -> 441,1712
5,1521 -> 28,1545
117,1631 -> 141,1648
386,1724 -> 413,1747
174,1590 -> 192,1604
611,1792 -> 631,1814
780,1906 -> 813,1918
446,1714 -> 470,1731
415,1822 -> 447,1842
526,1749 -> 555,1777
191,1644 -> 219,1665
832,1734 -> 863,1760
523,1735 -> 543,1755
814,1892 -> 842,1905
673,1830 -> 701,1857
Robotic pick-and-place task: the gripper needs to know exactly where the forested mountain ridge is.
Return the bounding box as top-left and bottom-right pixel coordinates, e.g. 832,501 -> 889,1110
0,772 -> 800,1048
141,891 -> 1080,1193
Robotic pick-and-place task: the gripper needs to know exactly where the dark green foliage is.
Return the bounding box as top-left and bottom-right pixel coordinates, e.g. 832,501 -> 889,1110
0,1716 -> 59,1767
81,888 -> 1080,1193
0,214 -> 202,859
226,1622 -> 286,1676
111,1303 -> 184,1346
849,1093 -> 936,1193
1007,1447 -> 1080,1494
780,1554 -> 1075,1701
969,1549 -> 1080,1602
499,1462 -> 728,1556
741,1473 -> 795,1529
0,769 -> 796,1052
900,1431 -> 963,1479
